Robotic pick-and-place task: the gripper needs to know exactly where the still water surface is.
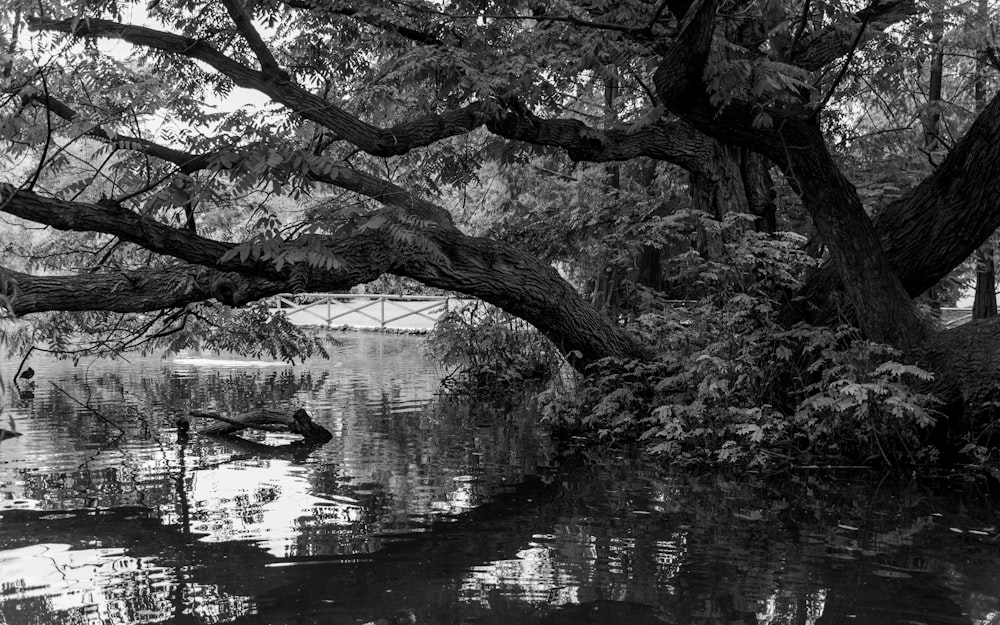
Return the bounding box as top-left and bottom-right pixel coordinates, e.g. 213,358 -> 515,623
0,333 -> 998,625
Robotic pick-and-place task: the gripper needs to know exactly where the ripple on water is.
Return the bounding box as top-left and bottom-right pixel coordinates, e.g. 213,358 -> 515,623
0,343 -> 998,625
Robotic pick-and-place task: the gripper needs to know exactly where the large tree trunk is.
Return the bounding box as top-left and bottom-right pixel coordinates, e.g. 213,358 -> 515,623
973,247 -> 997,320
689,143 -> 746,221
635,158 -> 665,294
741,150 -> 777,234
970,0 -> 996,322
781,126 -> 927,347
797,87 -> 1000,317
651,0 -> 926,347
688,141 -> 776,231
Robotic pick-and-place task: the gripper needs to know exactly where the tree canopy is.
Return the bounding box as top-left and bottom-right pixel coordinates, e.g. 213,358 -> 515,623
5,0 -> 1000,462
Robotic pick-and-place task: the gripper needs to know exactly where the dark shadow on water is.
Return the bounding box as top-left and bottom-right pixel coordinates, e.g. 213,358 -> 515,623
0,463 -> 993,625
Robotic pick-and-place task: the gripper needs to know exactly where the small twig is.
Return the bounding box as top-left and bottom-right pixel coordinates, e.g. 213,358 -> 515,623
13,345 -> 34,385
23,69 -> 53,192
50,381 -> 126,434
870,424 -> 892,466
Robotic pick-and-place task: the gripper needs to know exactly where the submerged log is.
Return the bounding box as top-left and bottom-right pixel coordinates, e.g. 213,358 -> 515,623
190,408 -> 333,444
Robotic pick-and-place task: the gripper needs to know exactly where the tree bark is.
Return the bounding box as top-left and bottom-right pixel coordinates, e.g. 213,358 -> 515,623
910,317 -> 1000,441
781,125 -> 926,346
970,0 -> 996,322
798,87 -> 1000,315
973,247 -> 997,320
689,142 -> 747,221
688,144 -> 776,237
741,150 -> 777,234
922,11 -> 945,152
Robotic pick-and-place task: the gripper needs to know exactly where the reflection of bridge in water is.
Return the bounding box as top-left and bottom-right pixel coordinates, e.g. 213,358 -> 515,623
269,293 -> 475,331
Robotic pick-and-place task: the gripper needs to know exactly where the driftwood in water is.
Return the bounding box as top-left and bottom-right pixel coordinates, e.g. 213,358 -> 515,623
0,428 -> 21,441
190,408 -> 333,444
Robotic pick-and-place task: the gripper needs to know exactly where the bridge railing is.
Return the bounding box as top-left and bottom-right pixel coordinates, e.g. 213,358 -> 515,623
269,293 -> 475,330
940,307 -> 973,327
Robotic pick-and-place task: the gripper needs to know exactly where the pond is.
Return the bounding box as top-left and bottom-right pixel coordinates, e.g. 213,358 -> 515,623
0,333 -> 997,625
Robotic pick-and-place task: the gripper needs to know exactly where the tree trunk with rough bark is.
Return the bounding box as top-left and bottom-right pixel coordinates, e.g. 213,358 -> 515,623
973,247 -> 997,320
653,0 -> 926,348
797,87 -> 1000,318
688,142 -> 776,233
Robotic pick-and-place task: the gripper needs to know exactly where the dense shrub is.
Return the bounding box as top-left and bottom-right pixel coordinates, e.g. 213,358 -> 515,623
544,318 -> 940,467
429,213 -> 944,467
538,218 -> 942,467
426,300 -> 562,394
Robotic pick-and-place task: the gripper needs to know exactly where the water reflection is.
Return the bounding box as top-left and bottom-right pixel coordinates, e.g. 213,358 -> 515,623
0,334 -> 997,624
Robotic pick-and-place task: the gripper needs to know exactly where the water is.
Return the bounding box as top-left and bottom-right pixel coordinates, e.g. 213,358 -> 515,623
0,334 -> 998,625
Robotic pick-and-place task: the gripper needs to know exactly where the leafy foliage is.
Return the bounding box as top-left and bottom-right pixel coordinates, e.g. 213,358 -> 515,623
0,302 -> 330,364
0,0 -> 996,470
426,300 -> 562,394
149,302 -> 332,363
538,216 -> 942,468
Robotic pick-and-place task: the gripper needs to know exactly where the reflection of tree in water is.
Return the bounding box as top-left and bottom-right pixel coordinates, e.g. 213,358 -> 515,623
0,507 -> 257,625
142,369 -> 316,415
2,353 -> 997,624
502,461 -> 989,625
1,456 -> 997,625
0,595 -> 58,625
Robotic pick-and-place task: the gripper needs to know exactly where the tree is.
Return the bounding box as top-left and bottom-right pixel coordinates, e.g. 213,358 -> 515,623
2,0 -> 1000,389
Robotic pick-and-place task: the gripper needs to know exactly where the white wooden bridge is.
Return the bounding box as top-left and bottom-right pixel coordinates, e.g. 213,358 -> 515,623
269,293 -> 474,331
269,295 -> 977,332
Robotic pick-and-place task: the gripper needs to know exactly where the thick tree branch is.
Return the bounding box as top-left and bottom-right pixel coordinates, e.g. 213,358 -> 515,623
0,183 -> 255,273
790,0 -> 918,71
280,0 -> 444,45
0,186 -> 646,365
488,103 -> 717,173
800,87 -> 1000,311
25,74 -> 720,206
28,16 -> 487,158
655,0 -> 716,107
26,92 -> 211,173
27,16 -> 714,173
20,88 -> 459,224
0,182 -> 438,297
0,264 -> 282,314
219,0 -> 285,78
